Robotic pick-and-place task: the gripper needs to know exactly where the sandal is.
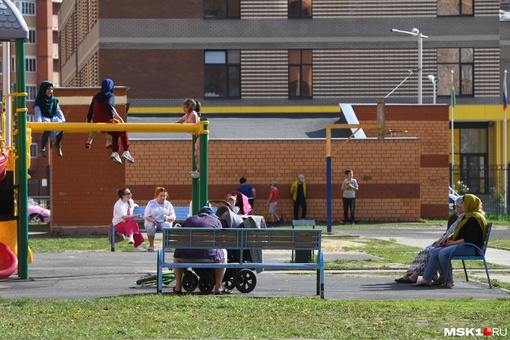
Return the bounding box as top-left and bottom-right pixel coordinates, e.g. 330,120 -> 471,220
85,142 -> 92,149
395,277 -> 416,284
173,287 -> 182,295
214,289 -> 232,295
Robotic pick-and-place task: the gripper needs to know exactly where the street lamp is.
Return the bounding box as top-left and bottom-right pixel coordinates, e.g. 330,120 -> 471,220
427,74 -> 436,104
391,28 -> 429,104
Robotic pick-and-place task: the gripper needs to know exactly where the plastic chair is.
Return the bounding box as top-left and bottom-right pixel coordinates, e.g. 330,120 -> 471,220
448,222 -> 493,288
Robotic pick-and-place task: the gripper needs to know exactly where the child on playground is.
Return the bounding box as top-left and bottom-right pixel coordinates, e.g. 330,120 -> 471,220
176,98 -> 201,178
267,180 -> 283,224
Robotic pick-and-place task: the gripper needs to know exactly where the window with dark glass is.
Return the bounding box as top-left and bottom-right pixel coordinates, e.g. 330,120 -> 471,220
437,0 -> 473,16
288,50 -> 312,98
455,123 -> 488,194
204,0 -> 240,18
437,48 -> 473,97
204,50 -> 240,98
288,0 -> 312,18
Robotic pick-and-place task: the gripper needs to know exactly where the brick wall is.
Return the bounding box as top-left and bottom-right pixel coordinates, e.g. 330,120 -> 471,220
49,89 -> 449,235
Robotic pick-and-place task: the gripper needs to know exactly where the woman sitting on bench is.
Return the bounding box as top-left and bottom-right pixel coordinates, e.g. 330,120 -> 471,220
112,188 -> 145,252
144,186 -> 176,252
172,206 -> 229,295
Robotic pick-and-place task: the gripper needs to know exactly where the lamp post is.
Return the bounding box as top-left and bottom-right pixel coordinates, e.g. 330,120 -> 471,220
391,28 -> 428,104
427,74 -> 436,104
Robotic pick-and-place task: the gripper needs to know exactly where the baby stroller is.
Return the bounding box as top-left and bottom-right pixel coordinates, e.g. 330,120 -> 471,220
181,199 -> 264,294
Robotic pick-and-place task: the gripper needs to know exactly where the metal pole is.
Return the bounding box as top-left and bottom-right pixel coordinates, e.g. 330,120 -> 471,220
199,118 -> 209,209
2,43 -> 10,146
418,32 -> 423,105
451,70 -> 455,187
15,39 -> 28,279
504,70 -> 508,211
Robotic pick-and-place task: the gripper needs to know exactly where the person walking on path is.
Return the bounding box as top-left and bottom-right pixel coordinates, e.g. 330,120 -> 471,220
268,180 -> 283,224
290,174 -> 307,220
341,169 -> 358,225
34,80 -> 65,158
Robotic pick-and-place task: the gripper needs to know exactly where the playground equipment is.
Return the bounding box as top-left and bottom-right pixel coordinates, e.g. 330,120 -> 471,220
0,241 -> 17,279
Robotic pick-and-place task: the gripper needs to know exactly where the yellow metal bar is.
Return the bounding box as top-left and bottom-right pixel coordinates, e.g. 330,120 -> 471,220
325,123 -> 382,157
27,121 -> 207,134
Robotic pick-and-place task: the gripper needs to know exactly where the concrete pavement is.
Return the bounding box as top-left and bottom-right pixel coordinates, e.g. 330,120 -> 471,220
0,226 -> 508,300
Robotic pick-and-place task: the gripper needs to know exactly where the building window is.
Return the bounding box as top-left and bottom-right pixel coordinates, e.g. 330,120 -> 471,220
15,1 -> 36,16
288,49 -> 312,98
28,29 -> 36,44
204,0 -> 240,18
30,143 -> 37,158
437,48 -> 473,97
455,123 -> 488,194
26,57 -> 36,73
26,85 -> 37,101
204,50 -> 240,98
289,0 -> 312,18
437,0 -> 473,16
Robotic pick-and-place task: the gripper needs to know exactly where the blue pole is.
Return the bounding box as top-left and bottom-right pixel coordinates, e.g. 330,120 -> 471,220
326,156 -> 332,233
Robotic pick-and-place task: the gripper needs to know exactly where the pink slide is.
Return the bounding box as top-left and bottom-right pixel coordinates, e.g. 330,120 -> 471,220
0,241 -> 18,279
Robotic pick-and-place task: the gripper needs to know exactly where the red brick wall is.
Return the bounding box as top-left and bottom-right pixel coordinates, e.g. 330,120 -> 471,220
49,89 -> 450,235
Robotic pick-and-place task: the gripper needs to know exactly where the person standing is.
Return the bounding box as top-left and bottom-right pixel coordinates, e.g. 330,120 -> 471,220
87,78 -> 135,164
341,169 -> 358,225
237,177 -> 256,211
267,180 -> 282,224
34,80 -> 65,158
290,174 -> 307,220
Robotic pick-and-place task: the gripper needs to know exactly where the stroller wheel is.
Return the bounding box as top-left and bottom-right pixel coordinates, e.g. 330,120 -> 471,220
198,271 -> 215,294
182,269 -> 199,292
235,269 -> 257,293
223,268 -> 236,290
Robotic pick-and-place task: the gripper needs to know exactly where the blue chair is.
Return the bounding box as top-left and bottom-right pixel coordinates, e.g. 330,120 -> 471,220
448,222 -> 493,288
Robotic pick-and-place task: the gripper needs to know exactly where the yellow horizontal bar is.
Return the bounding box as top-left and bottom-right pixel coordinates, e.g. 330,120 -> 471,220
129,106 -> 340,114
26,122 -> 206,134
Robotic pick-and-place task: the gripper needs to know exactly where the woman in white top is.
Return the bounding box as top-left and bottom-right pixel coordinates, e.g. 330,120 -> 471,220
113,188 -> 145,252
144,187 -> 176,252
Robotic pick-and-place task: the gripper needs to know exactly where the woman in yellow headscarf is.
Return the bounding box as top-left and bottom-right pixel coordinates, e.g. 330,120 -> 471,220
412,194 -> 488,288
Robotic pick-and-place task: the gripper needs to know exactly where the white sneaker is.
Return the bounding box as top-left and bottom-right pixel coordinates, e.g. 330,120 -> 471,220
111,152 -> 122,164
190,170 -> 200,179
127,234 -> 134,244
122,151 -> 135,163
135,245 -> 146,252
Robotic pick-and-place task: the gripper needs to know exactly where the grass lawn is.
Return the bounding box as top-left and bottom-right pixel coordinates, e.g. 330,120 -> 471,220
0,296 -> 509,339
4,223 -> 507,339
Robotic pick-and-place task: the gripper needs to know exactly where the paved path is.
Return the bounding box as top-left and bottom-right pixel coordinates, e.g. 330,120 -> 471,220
0,227 -> 508,300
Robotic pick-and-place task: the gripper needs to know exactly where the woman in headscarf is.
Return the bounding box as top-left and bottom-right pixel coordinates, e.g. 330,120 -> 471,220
395,196 -> 466,284
413,194 -> 488,288
34,80 -> 65,157
87,78 -> 134,164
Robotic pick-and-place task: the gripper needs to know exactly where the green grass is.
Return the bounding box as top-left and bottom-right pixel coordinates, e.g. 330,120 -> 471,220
17,225 -> 510,339
0,296 -> 509,340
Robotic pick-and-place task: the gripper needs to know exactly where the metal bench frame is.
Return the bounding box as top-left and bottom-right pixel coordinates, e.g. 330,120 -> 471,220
157,227 -> 325,298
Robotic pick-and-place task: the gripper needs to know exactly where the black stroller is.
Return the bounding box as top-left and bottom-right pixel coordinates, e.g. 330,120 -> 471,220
180,199 -> 265,294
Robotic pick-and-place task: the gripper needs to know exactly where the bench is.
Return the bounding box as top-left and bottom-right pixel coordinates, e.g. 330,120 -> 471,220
448,222 -> 493,288
156,227 -> 325,298
109,205 -> 219,251
109,205 -> 191,252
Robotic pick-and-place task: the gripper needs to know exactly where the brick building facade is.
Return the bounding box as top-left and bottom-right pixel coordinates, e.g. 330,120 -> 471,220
50,88 -> 449,235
